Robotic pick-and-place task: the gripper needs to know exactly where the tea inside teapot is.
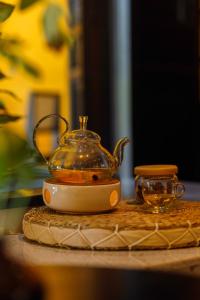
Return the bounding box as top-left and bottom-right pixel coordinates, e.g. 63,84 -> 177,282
33,115 -> 129,185
51,168 -> 114,185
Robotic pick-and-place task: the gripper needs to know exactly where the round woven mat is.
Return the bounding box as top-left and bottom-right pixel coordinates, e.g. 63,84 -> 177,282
23,200 -> 200,250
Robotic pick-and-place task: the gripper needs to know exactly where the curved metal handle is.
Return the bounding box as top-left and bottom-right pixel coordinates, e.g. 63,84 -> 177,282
32,114 -> 69,164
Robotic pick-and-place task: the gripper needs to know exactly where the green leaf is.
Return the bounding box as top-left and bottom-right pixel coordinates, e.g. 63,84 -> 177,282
19,0 -> 39,10
0,49 -> 23,65
21,60 -> 40,78
0,49 -> 19,63
0,115 -> 21,124
0,129 -> 43,197
0,50 -> 40,78
0,128 -> 38,193
0,37 -> 22,50
0,100 -> 6,109
0,89 -> 20,100
0,2 -> 14,22
0,70 -> 6,79
43,4 -> 65,49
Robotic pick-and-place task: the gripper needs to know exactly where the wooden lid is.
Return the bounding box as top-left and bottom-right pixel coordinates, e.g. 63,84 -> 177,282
134,165 -> 178,176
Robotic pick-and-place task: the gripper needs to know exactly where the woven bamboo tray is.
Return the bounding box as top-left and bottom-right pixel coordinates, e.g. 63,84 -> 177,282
23,200 -> 200,250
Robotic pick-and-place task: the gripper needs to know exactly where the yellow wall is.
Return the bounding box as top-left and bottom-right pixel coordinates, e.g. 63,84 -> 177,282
0,0 -> 71,142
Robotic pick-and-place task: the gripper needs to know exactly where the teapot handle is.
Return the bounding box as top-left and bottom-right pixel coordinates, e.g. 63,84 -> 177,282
33,114 -> 69,164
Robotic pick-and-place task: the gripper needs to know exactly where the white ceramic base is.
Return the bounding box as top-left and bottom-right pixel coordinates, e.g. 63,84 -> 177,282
43,179 -> 121,213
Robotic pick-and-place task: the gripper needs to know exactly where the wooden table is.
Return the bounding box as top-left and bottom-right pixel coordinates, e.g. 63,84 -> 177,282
4,234 -> 200,277
31,264 -> 200,300
3,180 -> 200,276
2,182 -> 200,299
1,254 -> 200,300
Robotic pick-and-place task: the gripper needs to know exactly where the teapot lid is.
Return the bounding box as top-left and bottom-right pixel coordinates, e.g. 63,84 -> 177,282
64,116 -> 100,142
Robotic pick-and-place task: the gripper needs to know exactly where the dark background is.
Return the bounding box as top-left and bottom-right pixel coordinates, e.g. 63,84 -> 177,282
82,0 -> 200,181
132,0 -> 200,181
82,0 -> 113,149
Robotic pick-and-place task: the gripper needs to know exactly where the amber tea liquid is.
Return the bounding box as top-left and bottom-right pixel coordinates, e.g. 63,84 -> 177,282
51,168 -> 114,185
144,194 -> 175,206
143,193 -> 175,213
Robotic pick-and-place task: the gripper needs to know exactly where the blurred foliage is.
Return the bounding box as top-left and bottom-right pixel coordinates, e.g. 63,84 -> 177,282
0,0 -> 72,74
0,128 -> 35,183
0,0 -> 72,95
19,0 -> 73,48
0,34 -> 41,79
0,88 -> 20,100
0,70 -> 6,79
0,0 -> 72,200
43,4 -> 67,50
19,0 -> 39,10
0,2 -> 14,22
0,128 -> 42,204
0,115 -> 21,123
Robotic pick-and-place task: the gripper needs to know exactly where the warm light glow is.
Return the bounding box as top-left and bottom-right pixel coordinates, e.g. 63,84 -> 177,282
44,188 -> 51,204
109,190 -> 119,207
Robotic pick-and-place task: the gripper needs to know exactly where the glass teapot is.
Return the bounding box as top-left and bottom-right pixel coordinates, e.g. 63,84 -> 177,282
33,114 -> 129,184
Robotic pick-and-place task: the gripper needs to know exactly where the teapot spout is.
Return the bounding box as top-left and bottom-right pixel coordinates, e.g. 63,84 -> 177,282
113,137 -> 130,167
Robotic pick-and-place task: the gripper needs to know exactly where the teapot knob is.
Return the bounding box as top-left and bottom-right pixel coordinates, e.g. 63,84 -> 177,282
79,116 -> 88,130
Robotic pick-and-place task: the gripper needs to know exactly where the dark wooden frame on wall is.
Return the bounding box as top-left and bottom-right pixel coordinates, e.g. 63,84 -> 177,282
82,0 -> 113,149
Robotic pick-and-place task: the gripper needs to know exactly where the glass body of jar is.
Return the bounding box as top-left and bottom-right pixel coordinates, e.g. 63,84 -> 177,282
134,165 -> 185,213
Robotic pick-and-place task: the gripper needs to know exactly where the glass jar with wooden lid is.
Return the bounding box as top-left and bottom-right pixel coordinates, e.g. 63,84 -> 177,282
134,165 -> 185,213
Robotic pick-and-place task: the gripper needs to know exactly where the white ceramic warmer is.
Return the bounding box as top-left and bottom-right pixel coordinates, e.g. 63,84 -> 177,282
43,178 -> 121,213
